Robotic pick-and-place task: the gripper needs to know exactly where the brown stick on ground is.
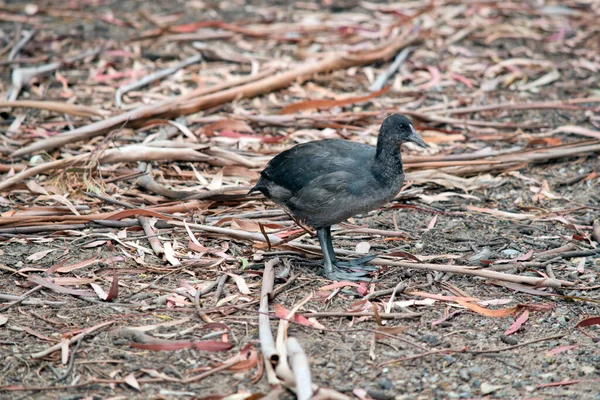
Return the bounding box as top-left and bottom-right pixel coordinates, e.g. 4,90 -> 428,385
11,33 -> 422,158
259,258 -> 281,386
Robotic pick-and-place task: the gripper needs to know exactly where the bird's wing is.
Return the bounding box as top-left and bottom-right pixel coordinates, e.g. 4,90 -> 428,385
261,139 -> 375,193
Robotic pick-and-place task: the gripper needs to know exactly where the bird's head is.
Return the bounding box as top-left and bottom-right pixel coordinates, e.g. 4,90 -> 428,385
380,114 -> 426,148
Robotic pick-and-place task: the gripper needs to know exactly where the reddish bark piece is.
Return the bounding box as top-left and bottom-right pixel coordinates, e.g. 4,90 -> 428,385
279,85 -> 390,114
130,340 -> 233,352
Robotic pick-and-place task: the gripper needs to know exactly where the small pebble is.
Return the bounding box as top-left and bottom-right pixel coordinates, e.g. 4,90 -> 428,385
500,334 -> 518,345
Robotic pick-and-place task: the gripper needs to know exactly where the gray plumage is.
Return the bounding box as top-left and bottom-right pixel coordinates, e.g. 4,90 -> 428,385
250,114 -> 426,280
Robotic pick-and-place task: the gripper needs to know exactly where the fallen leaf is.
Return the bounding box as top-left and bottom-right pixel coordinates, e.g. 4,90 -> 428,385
455,300 -> 517,317
504,309 -> 529,335
467,206 -> 535,220
90,283 -> 108,301
319,281 -> 360,291
374,325 -> 408,339
163,242 -> 181,267
52,256 -> 99,273
426,215 -> 437,231
106,270 -> 119,301
546,345 -> 577,357
387,251 -> 421,262
226,273 -> 251,295
279,85 -> 390,114
480,382 -> 503,395
124,373 -> 141,391
576,316 -> 600,328
26,248 -> 56,262
356,282 -> 369,296
28,275 -> 96,297
203,119 -> 254,136
0,314 -> 7,326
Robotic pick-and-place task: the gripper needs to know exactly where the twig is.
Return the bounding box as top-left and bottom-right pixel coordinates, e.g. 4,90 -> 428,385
31,320 -> 115,359
0,23 -> 21,57
115,54 -> 203,107
10,68 -> 276,157
287,337 -> 313,400
213,274 -> 228,304
7,61 -> 60,101
138,215 -> 164,255
53,337 -> 83,383
0,285 -> 43,312
168,220 -> 283,245
379,333 -> 566,366
8,29 -> 35,61
12,32 -> 422,157
467,333 -> 566,355
0,100 -> 106,117
298,311 -> 421,319
369,46 -> 414,91
370,259 -> 571,288
259,258 -> 281,385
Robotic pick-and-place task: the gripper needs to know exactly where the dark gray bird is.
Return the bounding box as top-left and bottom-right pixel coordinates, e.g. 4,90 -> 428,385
250,114 -> 426,280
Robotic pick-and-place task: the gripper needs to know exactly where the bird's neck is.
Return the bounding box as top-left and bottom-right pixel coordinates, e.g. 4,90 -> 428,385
374,137 -> 403,179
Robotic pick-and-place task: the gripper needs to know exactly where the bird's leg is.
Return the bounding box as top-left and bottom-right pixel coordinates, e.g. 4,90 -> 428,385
316,227 -> 377,280
324,226 -> 378,270
317,227 -> 337,275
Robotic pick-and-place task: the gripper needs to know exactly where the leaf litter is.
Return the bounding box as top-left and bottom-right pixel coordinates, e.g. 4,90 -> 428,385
0,0 -> 599,399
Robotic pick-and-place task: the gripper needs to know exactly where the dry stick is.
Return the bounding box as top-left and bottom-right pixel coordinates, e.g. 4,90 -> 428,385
379,333 -> 566,367
369,46 -> 414,91
0,224 -> 88,234
8,29 -> 35,61
0,285 -> 42,312
0,153 -> 87,192
0,100 -> 106,117
298,311 -> 420,319
0,23 -> 21,57
176,34 -> 422,118
31,320 -> 115,359
0,145 -> 231,192
167,220 -> 283,246
287,337 -> 313,400
138,216 -> 164,255
10,67 -> 275,158
287,241 -> 571,287
115,54 -> 203,107
371,259 -> 570,288
8,62 -> 61,101
438,97 -> 600,115
275,294 -> 313,389
259,258 -> 281,386
182,352 -> 246,383
12,33 -> 421,158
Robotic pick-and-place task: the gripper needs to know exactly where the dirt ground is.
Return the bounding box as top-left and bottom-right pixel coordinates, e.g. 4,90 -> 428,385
1,1 -> 599,399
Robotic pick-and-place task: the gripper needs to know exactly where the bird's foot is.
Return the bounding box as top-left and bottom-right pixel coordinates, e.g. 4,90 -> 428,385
323,255 -> 379,281
334,255 -> 378,271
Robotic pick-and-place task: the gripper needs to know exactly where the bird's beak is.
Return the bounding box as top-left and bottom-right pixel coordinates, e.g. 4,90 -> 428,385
408,125 -> 427,148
